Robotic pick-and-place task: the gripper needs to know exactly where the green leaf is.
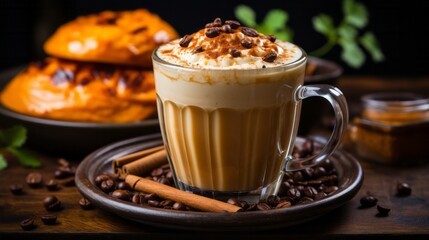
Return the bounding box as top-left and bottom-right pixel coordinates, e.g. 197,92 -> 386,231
235,5 -> 257,27
338,24 -> 358,40
343,0 -> 368,28
8,148 -> 41,168
339,38 -> 365,68
0,154 -> 7,170
312,14 -> 336,38
261,9 -> 289,33
360,32 -> 385,62
275,27 -> 293,42
0,125 -> 27,148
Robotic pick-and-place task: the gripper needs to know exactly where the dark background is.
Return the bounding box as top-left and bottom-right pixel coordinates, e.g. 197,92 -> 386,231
1,0 -> 428,76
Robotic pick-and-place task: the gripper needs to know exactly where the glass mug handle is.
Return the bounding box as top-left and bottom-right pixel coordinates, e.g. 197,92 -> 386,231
285,84 -> 349,171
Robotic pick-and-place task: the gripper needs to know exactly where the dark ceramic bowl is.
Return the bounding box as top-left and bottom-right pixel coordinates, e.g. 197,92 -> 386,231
299,57 -> 343,135
0,66 -> 159,157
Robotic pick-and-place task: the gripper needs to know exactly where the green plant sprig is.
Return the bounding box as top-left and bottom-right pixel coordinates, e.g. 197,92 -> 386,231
235,0 -> 384,68
0,125 -> 41,170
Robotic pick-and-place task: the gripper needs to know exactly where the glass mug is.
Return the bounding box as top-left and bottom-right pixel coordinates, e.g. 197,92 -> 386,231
152,48 -> 348,202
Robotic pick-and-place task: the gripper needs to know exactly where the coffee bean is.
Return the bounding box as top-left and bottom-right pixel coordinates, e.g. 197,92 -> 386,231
266,195 -> 280,207
116,181 -> 131,191
300,139 -> 314,156
172,202 -> 186,210
148,200 -> 160,208
26,172 -> 43,188
377,204 -> 391,216
276,200 -> 292,208
45,179 -> 59,191
307,180 -> 323,187
132,193 -> 146,204
192,46 -> 204,54
58,158 -> 70,167
225,20 -> 240,29
44,196 -> 62,211
324,186 -> 339,194
166,171 -> 173,179
313,166 -> 327,178
54,169 -> 69,179
296,185 -> 305,194
278,181 -> 292,195
151,168 -> 163,177
297,197 -> 314,205
227,198 -> 240,206
157,177 -> 171,186
41,215 -> 57,225
314,191 -> 327,200
20,218 -> 36,230
301,168 -> 314,179
304,186 -> 318,198
222,24 -> 233,33
267,34 -> 276,42
78,197 -> 94,210
206,28 -> 220,38
292,171 -> 304,182
160,200 -> 174,208
241,38 -> 252,48
179,35 -> 192,47
256,202 -> 271,211
9,184 -> 23,195
144,193 -> 159,201
101,179 -> 115,193
263,52 -> 277,63
396,182 -> 412,196
241,27 -> 259,37
286,188 -> 302,203
95,174 -> 111,187
230,48 -> 241,58
205,18 -> 222,28
360,195 -> 378,208
239,200 -> 249,210
320,159 -> 334,171
111,190 -> 131,201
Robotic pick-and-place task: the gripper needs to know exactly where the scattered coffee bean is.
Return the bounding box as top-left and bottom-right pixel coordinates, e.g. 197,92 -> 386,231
9,184 -> 24,195
116,181 -> 131,191
267,34 -> 276,42
26,172 -> 43,188
179,35 -> 192,47
396,182 -> 412,196
54,169 -> 68,179
20,218 -> 36,231
172,202 -> 186,210
101,179 -> 115,193
241,27 -> 259,37
79,197 -> 94,210
304,186 -> 318,198
230,48 -> 241,58
41,215 -> 57,225
240,38 -> 252,48
377,204 -> 391,216
45,179 -> 60,191
205,28 -> 220,38
360,195 -> 378,208
225,20 -> 240,29
58,158 -> 70,167
43,196 -> 62,211
95,174 -> 111,187
111,190 -> 131,201
263,52 -> 277,63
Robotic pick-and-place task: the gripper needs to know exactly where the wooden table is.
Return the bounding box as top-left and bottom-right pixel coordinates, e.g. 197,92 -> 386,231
1,76 -> 429,239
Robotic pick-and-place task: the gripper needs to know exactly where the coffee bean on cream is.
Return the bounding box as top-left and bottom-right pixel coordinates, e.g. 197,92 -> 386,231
157,18 -> 302,69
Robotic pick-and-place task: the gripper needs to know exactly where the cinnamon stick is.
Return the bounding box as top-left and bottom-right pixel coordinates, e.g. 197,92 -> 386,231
122,149 -> 168,177
125,174 -> 242,213
112,145 -> 165,175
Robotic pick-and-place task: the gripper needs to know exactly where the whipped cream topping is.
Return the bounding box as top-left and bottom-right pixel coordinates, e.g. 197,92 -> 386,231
156,18 -> 302,69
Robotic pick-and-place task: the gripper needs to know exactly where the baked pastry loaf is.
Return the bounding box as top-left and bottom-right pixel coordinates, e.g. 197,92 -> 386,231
44,9 -> 179,67
0,58 -> 156,123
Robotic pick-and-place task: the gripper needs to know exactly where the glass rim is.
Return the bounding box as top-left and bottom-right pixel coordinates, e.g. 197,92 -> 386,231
152,44 -> 307,73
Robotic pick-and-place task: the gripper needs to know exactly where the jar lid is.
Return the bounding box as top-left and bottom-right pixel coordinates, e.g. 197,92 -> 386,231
361,92 -> 429,113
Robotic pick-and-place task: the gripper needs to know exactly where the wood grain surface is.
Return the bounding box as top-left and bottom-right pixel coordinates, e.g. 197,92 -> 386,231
1,76 -> 429,239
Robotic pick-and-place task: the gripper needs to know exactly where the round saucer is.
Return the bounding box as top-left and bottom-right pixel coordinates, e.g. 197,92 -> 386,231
75,134 -> 363,231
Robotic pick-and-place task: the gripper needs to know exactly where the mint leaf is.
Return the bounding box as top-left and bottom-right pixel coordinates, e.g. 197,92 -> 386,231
275,27 -> 293,41
8,148 -> 41,168
339,38 -> 365,68
338,24 -> 358,40
360,32 -> 385,62
0,154 -> 7,170
235,5 -> 257,27
261,9 -> 289,33
0,125 -> 27,148
312,14 -> 336,38
343,0 -> 368,28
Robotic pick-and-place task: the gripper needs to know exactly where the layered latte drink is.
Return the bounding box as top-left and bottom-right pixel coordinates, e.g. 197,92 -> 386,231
152,18 -> 341,200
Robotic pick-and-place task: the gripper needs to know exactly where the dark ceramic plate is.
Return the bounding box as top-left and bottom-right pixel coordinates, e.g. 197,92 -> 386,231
0,66 -> 160,156
75,134 -> 363,231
